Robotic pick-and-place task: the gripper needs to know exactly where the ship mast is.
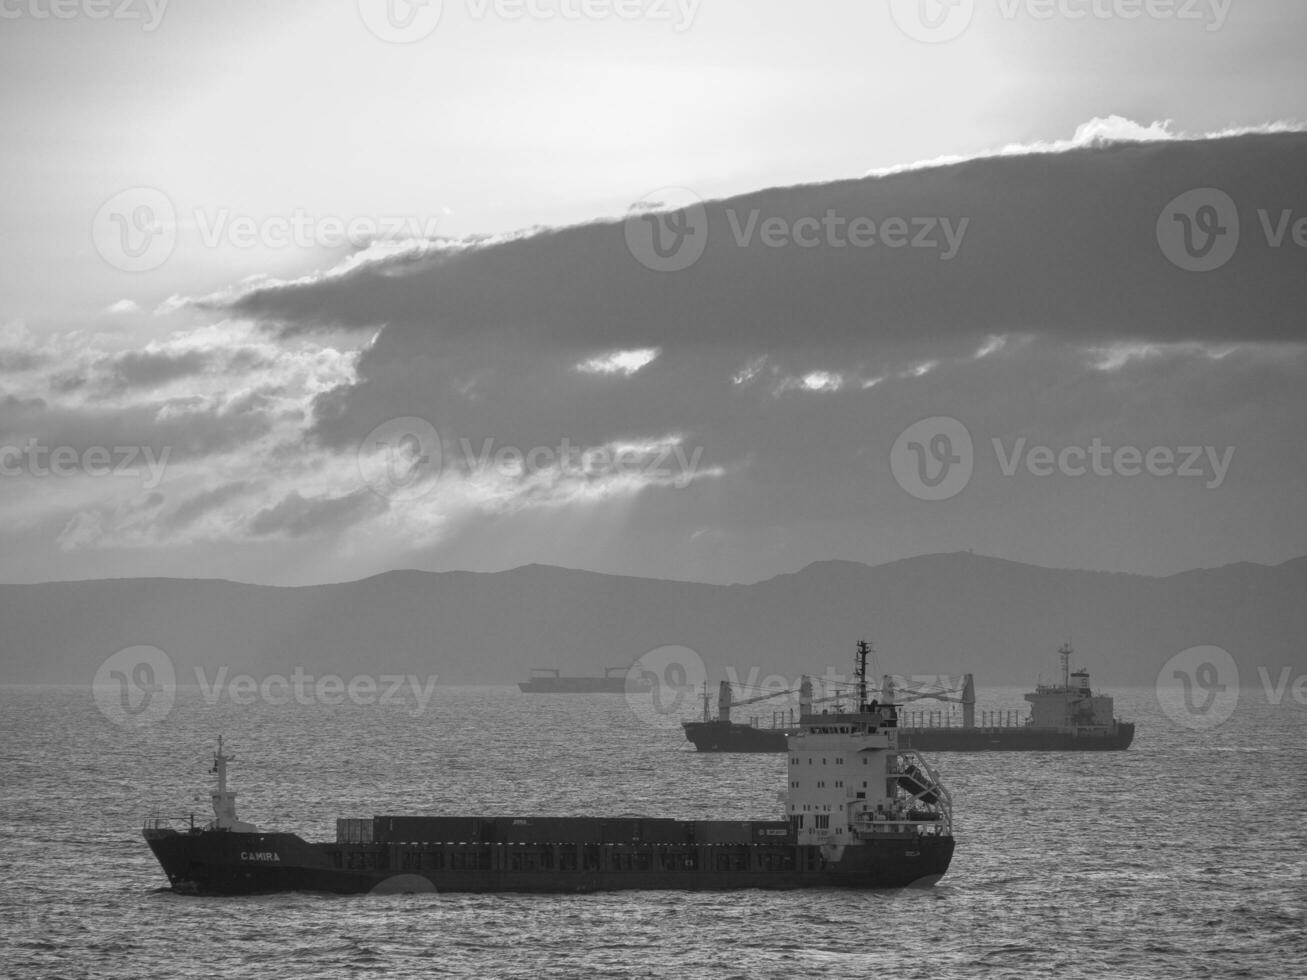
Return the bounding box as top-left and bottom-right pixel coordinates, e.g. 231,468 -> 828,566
210,736 -> 235,829
856,639 -> 873,712
208,736 -> 255,833
1059,642 -> 1073,690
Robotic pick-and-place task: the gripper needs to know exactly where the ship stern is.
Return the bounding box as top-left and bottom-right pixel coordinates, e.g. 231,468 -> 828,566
827,833 -> 955,888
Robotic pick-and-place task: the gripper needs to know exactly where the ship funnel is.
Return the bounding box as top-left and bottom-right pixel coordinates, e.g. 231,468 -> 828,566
881,674 -> 896,706
962,674 -> 975,728
799,676 -> 812,716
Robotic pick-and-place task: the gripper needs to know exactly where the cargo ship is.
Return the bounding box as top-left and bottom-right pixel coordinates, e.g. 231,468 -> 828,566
143,644 -> 954,895
518,666 -> 651,694
683,643 -> 1134,752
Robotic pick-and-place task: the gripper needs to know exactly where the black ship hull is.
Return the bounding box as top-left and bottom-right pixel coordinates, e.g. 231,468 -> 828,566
683,720 -> 1136,752
143,819 -> 953,896
897,723 -> 1135,751
518,678 -> 642,693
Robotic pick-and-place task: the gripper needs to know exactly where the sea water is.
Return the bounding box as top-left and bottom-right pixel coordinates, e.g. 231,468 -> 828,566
1,685 -> 1303,979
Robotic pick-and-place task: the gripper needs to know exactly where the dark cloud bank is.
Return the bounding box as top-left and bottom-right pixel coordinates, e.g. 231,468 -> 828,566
227,132 -> 1306,349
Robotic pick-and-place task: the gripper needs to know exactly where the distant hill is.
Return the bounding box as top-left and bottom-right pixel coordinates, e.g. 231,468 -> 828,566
2,553 -> 1304,687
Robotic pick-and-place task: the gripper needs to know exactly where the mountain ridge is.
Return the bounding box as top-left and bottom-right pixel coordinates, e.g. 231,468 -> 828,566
10,549 -> 1302,591
2,552 -> 1303,687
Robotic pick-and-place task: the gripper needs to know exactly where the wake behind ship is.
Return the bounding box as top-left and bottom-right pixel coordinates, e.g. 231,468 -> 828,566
143,644 -> 953,895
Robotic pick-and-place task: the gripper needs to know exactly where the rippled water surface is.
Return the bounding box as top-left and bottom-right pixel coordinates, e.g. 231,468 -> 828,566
2,686 -> 1304,979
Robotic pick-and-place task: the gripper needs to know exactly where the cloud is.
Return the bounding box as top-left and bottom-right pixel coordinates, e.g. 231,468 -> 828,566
105,299 -> 141,315
774,370 -> 846,394
163,127 -> 1304,575
6,123 -> 1307,583
576,348 -> 661,376
0,349 -> 48,373
57,510 -> 104,551
800,371 -> 843,392
107,349 -> 213,391
212,129 -> 1307,374
899,361 -> 938,380
163,480 -> 259,530
866,116 -> 1305,176
0,314 -> 372,554
0,323 -> 59,376
1085,340 -> 1286,373
732,355 -> 767,386
248,488 -> 381,538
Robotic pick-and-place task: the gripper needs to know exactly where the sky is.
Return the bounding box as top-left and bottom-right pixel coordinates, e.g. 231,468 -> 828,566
0,0 -> 1305,586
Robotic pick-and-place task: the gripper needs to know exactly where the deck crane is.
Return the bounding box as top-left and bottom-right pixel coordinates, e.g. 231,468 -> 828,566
701,640 -> 881,723
698,677 -> 817,724
697,635 -> 976,727
883,674 -> 976,727
700,672 -> 977,726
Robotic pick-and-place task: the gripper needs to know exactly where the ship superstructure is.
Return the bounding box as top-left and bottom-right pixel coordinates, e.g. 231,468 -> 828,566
786,641 -> 953,855
1023,643 -> 1118,729
143,642 -> 954,895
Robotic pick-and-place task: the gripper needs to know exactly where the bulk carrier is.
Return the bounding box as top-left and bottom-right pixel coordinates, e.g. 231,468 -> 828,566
683,643 -> 1134,753
517,666 -> 650,694
143,644 -> 954,895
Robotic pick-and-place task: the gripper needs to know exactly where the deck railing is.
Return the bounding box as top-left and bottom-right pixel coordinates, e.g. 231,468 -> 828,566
899,710 -> 1028,728
142,814 -> 198,831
